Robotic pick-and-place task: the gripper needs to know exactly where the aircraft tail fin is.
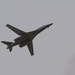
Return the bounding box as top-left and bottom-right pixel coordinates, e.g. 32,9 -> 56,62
1,41 -> 13,52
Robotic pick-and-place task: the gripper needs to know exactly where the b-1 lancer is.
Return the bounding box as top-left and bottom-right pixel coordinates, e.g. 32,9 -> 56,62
1,23 -> 53,56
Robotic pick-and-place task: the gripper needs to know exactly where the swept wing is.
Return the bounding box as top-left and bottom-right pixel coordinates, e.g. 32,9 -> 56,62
27,41 -> 34,56
6,24 -> 26,35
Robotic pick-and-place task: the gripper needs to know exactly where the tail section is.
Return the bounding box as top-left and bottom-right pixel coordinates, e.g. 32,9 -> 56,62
1,41 -> 12,46
1,41 -> 13,52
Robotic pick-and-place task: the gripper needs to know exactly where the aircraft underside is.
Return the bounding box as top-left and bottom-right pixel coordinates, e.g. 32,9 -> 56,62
1,23 -> 53,56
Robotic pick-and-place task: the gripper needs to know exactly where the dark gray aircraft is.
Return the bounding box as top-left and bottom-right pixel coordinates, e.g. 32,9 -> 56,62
1,23 -> 53,56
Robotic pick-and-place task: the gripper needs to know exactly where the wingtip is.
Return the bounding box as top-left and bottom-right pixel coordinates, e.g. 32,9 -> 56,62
31,53 -> 34,56
1,41 -> 4,43
31,54 -> 34,56
6,24 -> 10,26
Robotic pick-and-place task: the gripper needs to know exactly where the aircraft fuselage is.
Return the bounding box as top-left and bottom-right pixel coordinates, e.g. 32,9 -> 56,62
7,23 -> 53,49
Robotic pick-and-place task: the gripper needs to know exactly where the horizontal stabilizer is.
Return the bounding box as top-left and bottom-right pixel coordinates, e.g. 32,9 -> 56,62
1,41 -> 12,46
9,47 -> 12,52
1,41 -> 13,52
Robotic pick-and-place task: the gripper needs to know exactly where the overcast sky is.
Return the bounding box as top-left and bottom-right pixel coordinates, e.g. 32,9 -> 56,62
0,0 -> 75,75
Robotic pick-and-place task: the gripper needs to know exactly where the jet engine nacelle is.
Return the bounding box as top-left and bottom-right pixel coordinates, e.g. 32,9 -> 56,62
19,42 -> 29,48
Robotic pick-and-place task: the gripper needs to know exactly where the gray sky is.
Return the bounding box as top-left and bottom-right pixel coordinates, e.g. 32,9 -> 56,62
0,0 -> 75,75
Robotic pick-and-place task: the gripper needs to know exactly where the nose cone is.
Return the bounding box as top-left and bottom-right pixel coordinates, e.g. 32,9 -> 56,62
50,23 -> 53,25
47,23 -> 53,28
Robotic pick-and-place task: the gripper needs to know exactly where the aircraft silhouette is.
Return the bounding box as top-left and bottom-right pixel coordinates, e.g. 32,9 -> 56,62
1,23 -> 53,56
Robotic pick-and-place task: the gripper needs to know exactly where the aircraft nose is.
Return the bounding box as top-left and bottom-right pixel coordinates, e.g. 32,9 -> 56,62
47,23 -> 53,28
50,23 -> 53,25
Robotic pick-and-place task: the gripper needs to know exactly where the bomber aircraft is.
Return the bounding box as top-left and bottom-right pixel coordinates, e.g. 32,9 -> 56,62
1,23 -> 53,56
